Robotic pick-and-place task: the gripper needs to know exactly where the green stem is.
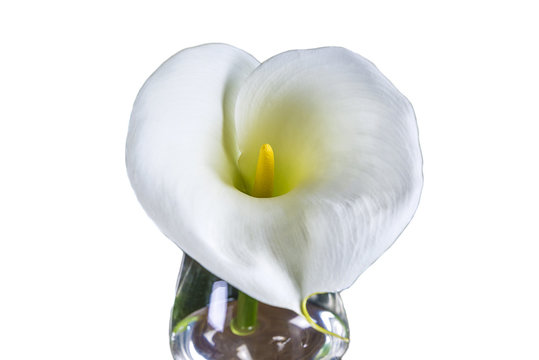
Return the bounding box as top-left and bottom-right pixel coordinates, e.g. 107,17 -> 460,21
231,291 -> 258,335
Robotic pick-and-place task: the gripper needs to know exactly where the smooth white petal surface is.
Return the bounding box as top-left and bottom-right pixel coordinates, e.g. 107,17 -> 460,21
127,44 -> 423,315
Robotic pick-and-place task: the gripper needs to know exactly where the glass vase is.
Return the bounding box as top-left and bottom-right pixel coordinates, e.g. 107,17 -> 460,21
170,254 -> 350,359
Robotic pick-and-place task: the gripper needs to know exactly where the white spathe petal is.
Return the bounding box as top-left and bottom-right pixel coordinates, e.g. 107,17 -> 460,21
233,47 -> 423,298
127,45 -> 423,315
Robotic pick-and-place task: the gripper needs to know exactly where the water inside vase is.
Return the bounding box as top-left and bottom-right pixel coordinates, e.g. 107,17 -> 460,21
171,300 -> 348,360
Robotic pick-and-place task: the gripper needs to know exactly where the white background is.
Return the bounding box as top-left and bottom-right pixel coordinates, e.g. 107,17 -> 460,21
1,1 -> 538,359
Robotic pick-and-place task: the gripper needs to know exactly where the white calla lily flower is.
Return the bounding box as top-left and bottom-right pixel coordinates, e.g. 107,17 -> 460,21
126,44 -> 422,320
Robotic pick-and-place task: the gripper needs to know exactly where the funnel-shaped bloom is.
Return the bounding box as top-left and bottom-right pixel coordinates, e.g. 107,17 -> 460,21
126,44 -> 423,316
